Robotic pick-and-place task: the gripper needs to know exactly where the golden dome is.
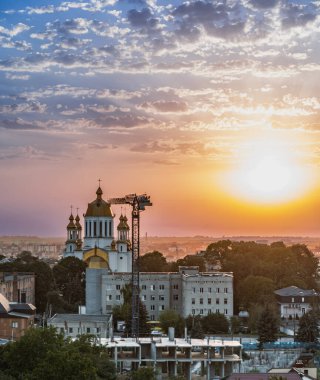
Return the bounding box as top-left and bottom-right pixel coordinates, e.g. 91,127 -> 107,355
75,214 -> 82,229
67,214 -> 76,229
84,187 -> 114,218
117,214 -> 129,230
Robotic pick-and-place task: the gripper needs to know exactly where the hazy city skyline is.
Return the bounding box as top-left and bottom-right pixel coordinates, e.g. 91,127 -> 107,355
0,0 -> 319,237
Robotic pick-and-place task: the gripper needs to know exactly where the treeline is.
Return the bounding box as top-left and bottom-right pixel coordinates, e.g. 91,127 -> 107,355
0,252 -> 86,314
139,240 -> 319,312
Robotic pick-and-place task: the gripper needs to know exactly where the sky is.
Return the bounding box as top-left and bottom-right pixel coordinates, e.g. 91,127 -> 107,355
0,0 -> 319,237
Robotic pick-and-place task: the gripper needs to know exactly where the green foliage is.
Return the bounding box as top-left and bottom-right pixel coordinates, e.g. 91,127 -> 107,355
171,255 -> 206,272
296,311 -> 319,343
159,309 -> 184,337
52,256 -> 87,312
201,313 -> 229,334
113,284 -> 150,336
0,327 -> 116,380
257,307 -> 279,349
204,240 -> 319,311
126,367 -> 155,380
138,251 -> 168,272
238,275 -> 276,309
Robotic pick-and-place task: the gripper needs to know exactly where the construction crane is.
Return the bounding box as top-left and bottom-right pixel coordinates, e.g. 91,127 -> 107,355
108,193 -> 152,338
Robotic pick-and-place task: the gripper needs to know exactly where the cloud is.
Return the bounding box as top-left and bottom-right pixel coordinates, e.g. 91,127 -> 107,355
281,2 -> 318,29
127,7 -> 159,33
250,0 -> 279,9
0,102 -> 47,114
172,1 -> 246,42
139,100 -> 188,113
0,23 -> 30,37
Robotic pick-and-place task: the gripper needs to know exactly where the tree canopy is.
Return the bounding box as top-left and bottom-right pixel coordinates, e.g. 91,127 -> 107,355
0,327 -> 116,380
257,306 -> 279,349
296,311 -> 319,343
138,251 -> 169,272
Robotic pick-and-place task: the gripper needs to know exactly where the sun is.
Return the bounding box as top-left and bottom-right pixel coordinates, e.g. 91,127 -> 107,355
223,134 -> 312,204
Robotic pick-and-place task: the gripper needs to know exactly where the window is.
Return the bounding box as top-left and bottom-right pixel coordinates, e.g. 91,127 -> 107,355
200,288 -> 204,293
159,305 -> 165,311
116,285 -> 121,290
192,287 -> 196,293
192,309 -> 195,315
291,297 -> 295,302
159,285 -> 165,290
216,309 -> 220,314
142,285 -> 146,290
151,285 -> 155,291
108,295 -> 112,301
151,295 -> 155,301
142,295 -> 147,301
208,298 -> 211,305
87,328 -> 91,333
224,298 -> 228,305
216,298 -> 220,305
159,295 -> 164,301
200,298 -> 203,305
151,305 -> 155,310
224,309 -> 228,315
11,321 -> 18,328
192,298 -> 195,305
302,297 -> 304,302
208,287 -> 212,293
69,327 -> 73,334
173,294 -> 179,301
208,309 -> 211,314
173,284 -> 179,290
60,327 -> 64,334
200,309 -> 203,315
116,295 -> 121,301
224,288 -> 228,293
216,288 -> 220,293
150,315 -> 155,321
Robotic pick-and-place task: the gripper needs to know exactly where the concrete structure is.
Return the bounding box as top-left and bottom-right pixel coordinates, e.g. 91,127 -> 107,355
0,293 -> 35,340
103,334 -> 241,380
98,266 -> 233,319
274,286 -> 319,319
47,313 -> 112,339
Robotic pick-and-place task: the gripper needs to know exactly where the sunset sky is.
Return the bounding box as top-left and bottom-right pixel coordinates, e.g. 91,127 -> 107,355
0,0 -> 319,237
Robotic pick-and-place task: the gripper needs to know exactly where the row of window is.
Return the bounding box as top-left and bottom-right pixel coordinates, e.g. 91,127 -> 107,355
192,298 -> 228,305
61,327 -> 100,334
191,309 -> 229,315
150,305 -> 165,311
85,220 -> 112,238
192,287 -> 229,294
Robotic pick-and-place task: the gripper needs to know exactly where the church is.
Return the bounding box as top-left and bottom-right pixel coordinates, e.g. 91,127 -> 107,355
61,185 -> 234,320
63,185 -> 132,273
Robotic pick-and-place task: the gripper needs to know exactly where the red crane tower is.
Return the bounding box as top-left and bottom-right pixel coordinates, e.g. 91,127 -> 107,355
108,193 -> 152,338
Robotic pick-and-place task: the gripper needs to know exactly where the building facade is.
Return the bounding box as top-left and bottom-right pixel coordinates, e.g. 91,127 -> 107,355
87,266 -> 233,319
0,272 -> 35,305
274,286 -> 319,318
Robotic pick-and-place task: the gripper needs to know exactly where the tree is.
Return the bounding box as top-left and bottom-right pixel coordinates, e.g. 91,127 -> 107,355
296,311 -> 319,343
237,275 -> 276,309
52,256 -> 87,311
159,309 -> 184,337
138,251 -> 168,272
257,307 -> 279,349
128,367 -> 155,380
0,327 -> 116,379
113,284 -> 150,336
201,313 -> 229,334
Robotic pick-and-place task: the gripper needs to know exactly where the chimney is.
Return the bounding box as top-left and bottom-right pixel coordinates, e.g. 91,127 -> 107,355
168,327 -> 175,342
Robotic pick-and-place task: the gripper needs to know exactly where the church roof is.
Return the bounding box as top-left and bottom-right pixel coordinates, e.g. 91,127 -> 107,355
84,187 -> 114,218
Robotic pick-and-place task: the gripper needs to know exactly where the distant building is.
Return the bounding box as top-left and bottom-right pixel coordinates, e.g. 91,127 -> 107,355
47,313 -> 112,339
87,266 -> 233,319
0,293 -> 35,340
274,286 -> 319,319
0,272 -> 35,305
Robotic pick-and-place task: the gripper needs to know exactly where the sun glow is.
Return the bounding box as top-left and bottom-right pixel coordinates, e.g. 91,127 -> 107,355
224,134 -> 313,204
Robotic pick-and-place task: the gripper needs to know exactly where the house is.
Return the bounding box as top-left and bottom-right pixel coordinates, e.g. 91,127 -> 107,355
0,293 -> 36,340
274,286 -> 318,319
